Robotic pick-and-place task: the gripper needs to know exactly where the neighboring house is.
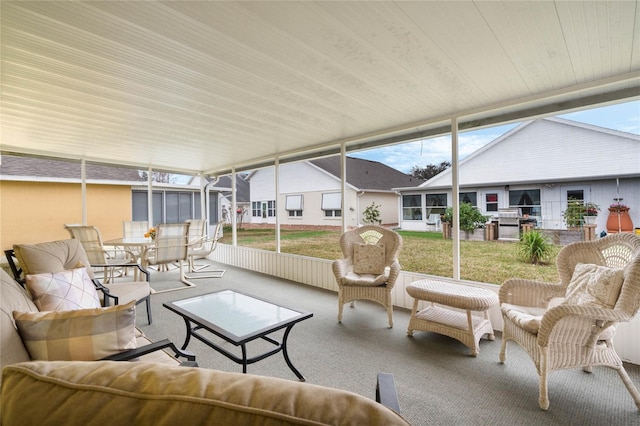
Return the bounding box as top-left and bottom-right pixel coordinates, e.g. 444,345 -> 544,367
395,118 -> 640,234
213,174 -> 251,224
0,154 -> 225,246
248,156 -> 423,228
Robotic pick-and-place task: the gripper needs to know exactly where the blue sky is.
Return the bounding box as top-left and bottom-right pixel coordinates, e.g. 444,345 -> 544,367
350,100 -> 640,173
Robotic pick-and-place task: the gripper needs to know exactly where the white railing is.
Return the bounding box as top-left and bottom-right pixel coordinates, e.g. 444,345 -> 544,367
211,244 -> 640,365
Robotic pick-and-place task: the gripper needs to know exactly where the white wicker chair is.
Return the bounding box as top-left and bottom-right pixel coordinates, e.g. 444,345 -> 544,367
332,226 -> 402,328
499,233 -> 640,410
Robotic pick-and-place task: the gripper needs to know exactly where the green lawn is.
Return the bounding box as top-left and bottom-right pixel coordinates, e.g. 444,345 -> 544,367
220,228 -> 561,285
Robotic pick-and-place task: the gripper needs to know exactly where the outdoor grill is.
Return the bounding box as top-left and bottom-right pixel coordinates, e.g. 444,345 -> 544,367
498,208 -> 521,241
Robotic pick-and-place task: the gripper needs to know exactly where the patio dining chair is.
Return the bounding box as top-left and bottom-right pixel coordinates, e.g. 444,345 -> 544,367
123,220 -> 150,239
141,222 -> 195,293
185,219 -> 226,279
64,224 -> 136,283
332,225 -> 403,328
499,233 -> 640,410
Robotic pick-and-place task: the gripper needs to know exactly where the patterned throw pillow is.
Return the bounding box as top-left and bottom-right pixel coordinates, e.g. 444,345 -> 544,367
563,263 -> 624,308
353,243 -> 386,275
13,301 -> 137,361
25,267 -> 101,311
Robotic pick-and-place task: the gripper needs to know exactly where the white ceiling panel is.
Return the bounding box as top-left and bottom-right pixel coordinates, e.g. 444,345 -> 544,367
1,1 -> 639,175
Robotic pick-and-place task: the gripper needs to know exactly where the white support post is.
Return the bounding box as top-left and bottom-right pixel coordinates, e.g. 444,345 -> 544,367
81,159 -> 87,225
452,117 -> 460,280
231,168 -> 237,247
147,167 -> 153,226
340,144 -> 347,233
275,158 -> 281,253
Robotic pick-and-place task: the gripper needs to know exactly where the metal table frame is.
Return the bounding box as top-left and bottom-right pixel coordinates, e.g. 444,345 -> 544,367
164,289 -> 313,381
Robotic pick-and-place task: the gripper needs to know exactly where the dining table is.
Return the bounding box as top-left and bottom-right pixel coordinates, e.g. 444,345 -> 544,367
103,237 -> 156,279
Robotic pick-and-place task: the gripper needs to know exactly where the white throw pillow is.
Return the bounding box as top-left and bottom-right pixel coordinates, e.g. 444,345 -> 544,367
25,267 -> 101,311
563,263 -> 624,309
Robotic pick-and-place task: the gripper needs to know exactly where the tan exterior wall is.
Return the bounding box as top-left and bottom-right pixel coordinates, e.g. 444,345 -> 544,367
358,192 -> 399,225
1,181 -> 131,250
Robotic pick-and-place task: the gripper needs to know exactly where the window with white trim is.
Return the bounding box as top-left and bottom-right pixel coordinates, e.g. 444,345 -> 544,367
252,201 -> 262,217
321,192 -> 342,217
485,193 -> 498,212
402,194 -> 422,220
267,200 -> 276,217
285,194 -> 303,217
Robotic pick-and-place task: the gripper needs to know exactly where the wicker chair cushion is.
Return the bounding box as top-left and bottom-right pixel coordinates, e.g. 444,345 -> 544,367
13,301 -> 136,361
501,303 -> 546,334
564,263 -> 624,308
25,267 -> 101,312
343,271 -> 389,287
353,243 -> 386,275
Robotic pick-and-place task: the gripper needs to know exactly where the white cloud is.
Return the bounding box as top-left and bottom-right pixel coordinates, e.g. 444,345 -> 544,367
352,132 -> 501,173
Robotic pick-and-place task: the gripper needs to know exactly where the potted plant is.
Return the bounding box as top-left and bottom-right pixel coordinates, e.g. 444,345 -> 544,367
443,203 -> 489,240
583,202 -> 600,225
606,199 -> 634,233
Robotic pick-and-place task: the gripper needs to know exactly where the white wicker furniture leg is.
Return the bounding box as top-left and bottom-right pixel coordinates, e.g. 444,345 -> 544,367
406,279 -> 499,356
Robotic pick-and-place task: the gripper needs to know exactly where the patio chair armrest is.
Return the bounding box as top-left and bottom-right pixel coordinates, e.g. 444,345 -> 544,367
90,279 -> 119,306
376,372 -> 401,414
101,338 -> 197,363
91,262 -> 150,282
537,304 -> 628,347
499,278 -> 564,307
103,247 -> 136,261
332,258 -> 349,281
387,260 -> 402,289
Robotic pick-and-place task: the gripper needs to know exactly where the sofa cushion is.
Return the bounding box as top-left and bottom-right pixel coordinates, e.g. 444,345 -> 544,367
1,361 -> 410,426
353,243 -> 386,275
25,267 -> 101,311
1,270 -> 36,373
564,263 -> 624,308
14,239 -> 95,279
13,301 -> 136,361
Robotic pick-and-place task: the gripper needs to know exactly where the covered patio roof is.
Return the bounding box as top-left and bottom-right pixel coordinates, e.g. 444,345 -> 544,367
2,1 -> 639,175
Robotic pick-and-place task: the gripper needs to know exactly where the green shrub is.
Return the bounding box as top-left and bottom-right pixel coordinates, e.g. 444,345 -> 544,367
443,203 -> 488,233
362,202 -> 381,225
518,230 -> 552,264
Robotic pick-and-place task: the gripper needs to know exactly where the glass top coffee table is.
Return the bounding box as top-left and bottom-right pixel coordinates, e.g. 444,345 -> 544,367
163,289 -> 313,381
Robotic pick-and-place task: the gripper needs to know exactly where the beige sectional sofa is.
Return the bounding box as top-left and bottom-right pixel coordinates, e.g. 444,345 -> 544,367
1,248 -> 409,425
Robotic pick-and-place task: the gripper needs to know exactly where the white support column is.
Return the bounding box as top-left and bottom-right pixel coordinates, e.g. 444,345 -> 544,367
231,168 -> 237,247
340,144 -> 347,233
147,167 -> 153,226
275,158 -> 281,253
81,159 -> 87,225
199,172 -> 206,220
451,117 -> 460,280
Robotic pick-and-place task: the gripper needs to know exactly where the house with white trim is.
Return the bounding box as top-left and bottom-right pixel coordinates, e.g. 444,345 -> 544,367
395,118 -> 640,235
248,156 -> 423,228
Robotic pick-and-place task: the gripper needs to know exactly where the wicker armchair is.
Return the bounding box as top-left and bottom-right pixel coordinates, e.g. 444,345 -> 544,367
332,226 -> 402,328
499,233 -> 640,410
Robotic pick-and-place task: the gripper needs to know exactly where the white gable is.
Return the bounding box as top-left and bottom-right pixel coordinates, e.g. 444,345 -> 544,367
423,118 -> 640,189
249,161 -> 350,201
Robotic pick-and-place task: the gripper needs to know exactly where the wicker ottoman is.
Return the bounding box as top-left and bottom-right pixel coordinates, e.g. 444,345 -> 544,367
406,279 -> 498,356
